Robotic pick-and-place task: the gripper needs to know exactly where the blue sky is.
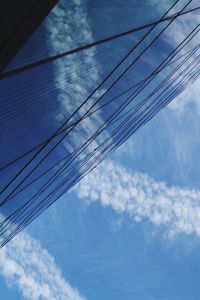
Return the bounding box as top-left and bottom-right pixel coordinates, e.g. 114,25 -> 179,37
1,0 -> 200,299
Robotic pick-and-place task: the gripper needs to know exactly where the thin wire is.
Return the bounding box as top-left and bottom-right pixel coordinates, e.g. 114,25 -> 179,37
0,0 -> 182,200
1,13 -> 198,230
1,38 -> 199,172
1,5 -> 199,79
1,0 -> 199,247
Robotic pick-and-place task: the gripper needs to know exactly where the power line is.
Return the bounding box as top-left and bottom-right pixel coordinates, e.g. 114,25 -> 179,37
1,6 -> 198,237
2,40 -> 198,172
1,0 -> 200,247
1,5 -> 199,79
0,0 -> 182,201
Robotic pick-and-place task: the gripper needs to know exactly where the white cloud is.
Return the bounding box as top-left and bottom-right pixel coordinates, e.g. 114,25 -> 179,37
151,0 -> 200,114
0,231 -> 85,300
168,72 -> 200,114
45,0 -> 99,116
164,1 -> 200,114
45,0 -> 109,161
42,0 -> 200,241
74,159 -> 200,238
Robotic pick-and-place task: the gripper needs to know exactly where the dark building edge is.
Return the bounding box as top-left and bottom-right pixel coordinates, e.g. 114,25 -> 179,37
0,0 -> 58,74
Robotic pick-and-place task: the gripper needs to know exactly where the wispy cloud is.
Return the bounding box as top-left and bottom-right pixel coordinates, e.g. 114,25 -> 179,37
75,160 -> 200,238
151,0 -> 200,114
45,0 -> 98,116
168,70 -> 200,114
0,232 -> 85,300
45,0 -> 107,157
